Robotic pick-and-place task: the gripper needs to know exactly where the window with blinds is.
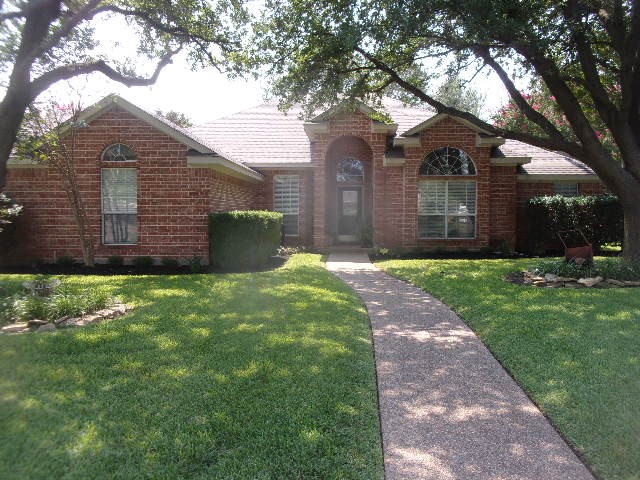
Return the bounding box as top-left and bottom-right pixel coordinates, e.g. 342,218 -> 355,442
554,183 -> 579,197
102,168 -> 138,244
274,175 -> 300,236
418,181 -> 476,239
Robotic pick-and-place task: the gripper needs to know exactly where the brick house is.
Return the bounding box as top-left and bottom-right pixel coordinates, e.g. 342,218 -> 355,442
3,94 -> 603,264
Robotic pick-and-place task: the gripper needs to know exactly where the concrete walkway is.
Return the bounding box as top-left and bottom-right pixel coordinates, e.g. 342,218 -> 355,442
326,252 -> 593,480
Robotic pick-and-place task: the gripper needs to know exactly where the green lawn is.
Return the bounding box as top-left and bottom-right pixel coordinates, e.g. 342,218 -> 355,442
0,254 -> 383,480
377,258 -> 639,480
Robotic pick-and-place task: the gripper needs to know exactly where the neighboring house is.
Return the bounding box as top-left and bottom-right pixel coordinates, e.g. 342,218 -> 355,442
3,94 -> 603,264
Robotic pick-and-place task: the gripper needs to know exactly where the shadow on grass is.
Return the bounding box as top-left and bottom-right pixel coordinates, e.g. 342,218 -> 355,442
378,258 -> 640,480
0,256 -> 383,480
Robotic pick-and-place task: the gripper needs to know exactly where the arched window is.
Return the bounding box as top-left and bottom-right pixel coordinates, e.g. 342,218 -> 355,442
419,147 -> 475,176
102,143 -> 137,162
336,157 -> 364,183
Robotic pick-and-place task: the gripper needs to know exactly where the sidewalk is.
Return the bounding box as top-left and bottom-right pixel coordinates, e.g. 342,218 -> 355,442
326,252 -> 593,480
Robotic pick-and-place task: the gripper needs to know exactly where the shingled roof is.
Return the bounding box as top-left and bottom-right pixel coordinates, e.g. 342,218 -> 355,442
191,100 -> 596,179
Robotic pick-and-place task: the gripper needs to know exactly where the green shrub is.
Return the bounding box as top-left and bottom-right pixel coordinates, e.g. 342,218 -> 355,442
188,256 -> 205,273
0,294 -> 26,325
47,285 -> 114,319
55,255 -> 75,267
107,255 -> 124,266
524,195 -> 623,252
161,257 -> 179,268
530,257 -> 640,280
132,256 -> 154,268
0,193 -> 23,251
209,211 -> 283,270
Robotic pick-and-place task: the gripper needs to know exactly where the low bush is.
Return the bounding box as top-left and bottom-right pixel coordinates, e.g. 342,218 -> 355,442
132,256 -> 154,268
55,255 -> 74,267
0,279 -> 116,324
209,211 -> 283,270
187,256 -> 205,273
107,255 -> 124,266
524,195 -> 623,252
530,257 -> 640,280
161,257 -> 179,268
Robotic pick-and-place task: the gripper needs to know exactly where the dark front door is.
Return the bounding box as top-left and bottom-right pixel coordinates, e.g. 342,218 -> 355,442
337,187 -> 362,243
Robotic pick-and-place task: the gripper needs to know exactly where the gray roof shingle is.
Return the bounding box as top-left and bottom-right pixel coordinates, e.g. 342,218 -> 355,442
495,140 -> 595,176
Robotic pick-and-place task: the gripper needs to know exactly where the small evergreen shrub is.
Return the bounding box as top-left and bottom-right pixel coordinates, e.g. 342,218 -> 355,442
524,195 -> 623,252
132,256 -> 154,268
0,193 -> 23,250
209,211 -> 283,270
188,256 -> 205,273
161,257 -> 179,268
107,255 -> 124,266
55,255 -> 75,267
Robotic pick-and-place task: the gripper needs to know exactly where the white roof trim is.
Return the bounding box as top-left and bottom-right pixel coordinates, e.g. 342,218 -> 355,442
372,122 -> 398,134
383,155 -> 406,167
187,155 -> 263,182
490,157 -> 531,166
517,174 -> 600,183
402,113 -> 494,136
303,122 -> 329,135
476,135 -> 505,147
247,162 -> 314,169
311,99 -> 379,122
393,136 -> 421,147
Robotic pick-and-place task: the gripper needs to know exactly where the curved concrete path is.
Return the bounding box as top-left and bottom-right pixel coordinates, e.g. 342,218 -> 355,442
326,252 -> 593,480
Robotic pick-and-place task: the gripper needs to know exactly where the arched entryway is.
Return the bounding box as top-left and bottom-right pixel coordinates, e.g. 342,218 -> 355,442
325,136 -> 373,244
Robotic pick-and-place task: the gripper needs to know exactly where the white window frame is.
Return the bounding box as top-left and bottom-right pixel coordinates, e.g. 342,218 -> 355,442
101,168 -> 138,245
101,143 -> 137,163
273,175 -> 300,237
418,180 -> 477,240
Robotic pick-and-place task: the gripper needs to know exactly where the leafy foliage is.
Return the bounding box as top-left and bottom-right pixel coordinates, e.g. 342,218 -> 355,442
155,110 -> 193,128
0,193 -> 22,249
209,210 -> 283,270
531,257 -> 640,281
434,75 -> 485,118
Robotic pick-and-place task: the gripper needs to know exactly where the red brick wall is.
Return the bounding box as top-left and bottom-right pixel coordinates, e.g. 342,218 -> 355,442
3,106 -> 256,264
253,168 -> 313,245
399,118 -> 494,249
489,165 -> 518,248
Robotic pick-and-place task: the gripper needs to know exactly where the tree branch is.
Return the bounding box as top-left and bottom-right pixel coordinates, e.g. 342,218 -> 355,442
29,48 -> 180,99
475,47 -> 565,141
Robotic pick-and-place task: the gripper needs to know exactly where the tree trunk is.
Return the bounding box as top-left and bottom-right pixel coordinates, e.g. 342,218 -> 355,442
622,201 -> 640,263
0,90 -> 31,190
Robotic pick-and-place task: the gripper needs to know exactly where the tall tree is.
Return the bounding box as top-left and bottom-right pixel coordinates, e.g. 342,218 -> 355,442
253,0 -> 640,261
156,109 -> 193,128
435,75 -> 485,118
0,0 -> 249,189
17,101 -> 95,266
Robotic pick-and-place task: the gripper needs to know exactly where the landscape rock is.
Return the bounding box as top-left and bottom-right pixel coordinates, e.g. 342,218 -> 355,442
624,280 -> 640,287
556,277 -> 578,282
563,282 -> 583,288
1,322 -> 29,334
37,323 -> 56,333
546,282 -> 564,288
54,316 -> 69,325
27,319 -> 49,326
577,276 -> 603,287
544,274 -> 560,282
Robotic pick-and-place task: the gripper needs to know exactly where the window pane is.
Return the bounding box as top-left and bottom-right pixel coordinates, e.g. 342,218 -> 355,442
418,181 -> 446,215
554,183 -> 579,197
103,214 -> 137,244
447,215 -> 475,238
337,157 -> 364,183
447,181 -> 476,215
274,175 -> 299,236
283,214 -> 298,236
102,169 -> 137,213
102,143 -> 136,162
419,215 -> 445,238
419,147 -> 476,175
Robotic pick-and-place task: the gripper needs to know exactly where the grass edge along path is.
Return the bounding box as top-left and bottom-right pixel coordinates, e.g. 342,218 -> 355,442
0,254 -> 383,480
376,258 -> 639,480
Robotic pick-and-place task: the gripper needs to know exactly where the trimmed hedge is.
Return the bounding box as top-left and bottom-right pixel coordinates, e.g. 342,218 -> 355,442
524,194 -> 623,251
209,210 -> 283,270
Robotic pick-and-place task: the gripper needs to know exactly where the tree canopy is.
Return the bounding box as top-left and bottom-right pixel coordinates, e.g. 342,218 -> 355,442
253,0 -> 640,260
0,0 -> 250,188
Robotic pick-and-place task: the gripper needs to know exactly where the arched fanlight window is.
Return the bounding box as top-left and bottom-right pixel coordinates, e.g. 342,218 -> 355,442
102,143 -> 137,162
419,147 -> 476,175
337,157 -> 364,183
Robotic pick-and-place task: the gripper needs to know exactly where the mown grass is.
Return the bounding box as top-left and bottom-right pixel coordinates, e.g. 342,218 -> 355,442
0,254 -> 383,480
377,257 -> 639,480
